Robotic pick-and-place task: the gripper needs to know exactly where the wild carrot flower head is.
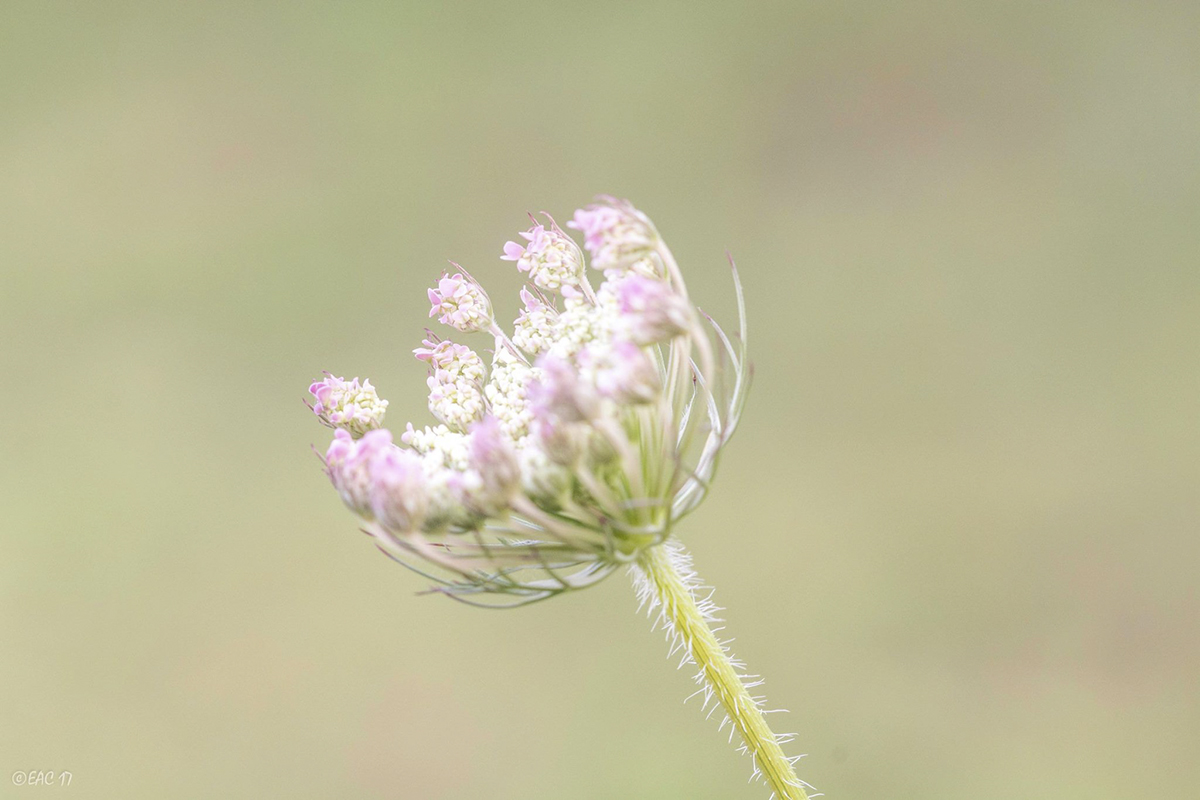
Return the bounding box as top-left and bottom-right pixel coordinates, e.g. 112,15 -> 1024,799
308,196 -> 750,606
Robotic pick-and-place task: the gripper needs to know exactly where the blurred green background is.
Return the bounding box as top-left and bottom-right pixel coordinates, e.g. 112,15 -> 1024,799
2,2 -> 1197,798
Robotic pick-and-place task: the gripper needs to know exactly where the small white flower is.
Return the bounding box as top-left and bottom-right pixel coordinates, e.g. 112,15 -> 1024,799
400,423 -> 472,471
484,349 -> 539,440
545,296 -> 607,360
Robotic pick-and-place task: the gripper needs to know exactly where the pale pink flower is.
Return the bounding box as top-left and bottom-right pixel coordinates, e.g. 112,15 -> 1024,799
528,354 -> 599,423
413,336 -> 475,370
369,446 -> 429,533
568,198 -> 657,272
459,416 -> 521,514
325,428 -> 395,514
501,223 -> 584,294
617,275 -> 691,344
303,199 -> 792,799
511,288 -> 558,356
309,373 -> 388,437
582,340 -> 661,405
428,272 -> 492,333
413,335 -> 486,431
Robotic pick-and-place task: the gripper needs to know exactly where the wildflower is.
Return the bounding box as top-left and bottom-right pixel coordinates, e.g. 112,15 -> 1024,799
369,446 -> 428,533
312,196 -> 748,596
304,199 -> 812,800
324,428 -> 395,514
457,416 -> 521,515
528,354 -> 600,423
568,196 -> 659,274
309,374 -> 388,438
511,288 -> 558,356
414,337 -> 485,431
428,271 -> 493,333
502,221 -> 585,294
581,340 -> 661,405
616,274 -> 693,345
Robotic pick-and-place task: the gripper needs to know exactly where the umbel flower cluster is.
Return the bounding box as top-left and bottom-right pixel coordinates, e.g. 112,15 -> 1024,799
307,197 -> 749,607
303,198 -> 816,800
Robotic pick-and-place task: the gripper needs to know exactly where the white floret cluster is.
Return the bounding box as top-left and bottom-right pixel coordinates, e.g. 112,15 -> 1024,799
415,338 -> 486,431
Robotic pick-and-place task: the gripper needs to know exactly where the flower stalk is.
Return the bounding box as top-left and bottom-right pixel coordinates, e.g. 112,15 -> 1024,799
634,543 -> 809,800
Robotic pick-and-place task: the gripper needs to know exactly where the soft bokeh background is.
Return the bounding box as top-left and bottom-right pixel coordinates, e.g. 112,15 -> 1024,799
2,2 -> 1197,798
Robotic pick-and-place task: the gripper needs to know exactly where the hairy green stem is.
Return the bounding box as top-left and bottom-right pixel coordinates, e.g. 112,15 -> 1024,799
636,544 -> 808,800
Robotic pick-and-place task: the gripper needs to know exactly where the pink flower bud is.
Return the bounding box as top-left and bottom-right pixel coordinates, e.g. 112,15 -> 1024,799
413,336 -> 474,370
309,373 -> 388,437
325,428 -> 394,515
459,416 -> 520,514
501,223 -> 584,293
532,414 -> 584,465
583,340 -> 662,405
512,288 -> 558,356
528,355 -> 600,423
617,275 -> 691,345
369,446 -> 428,533
428,272 -> 493,333
568,197 -> 657,272
413,335 -> 486,431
